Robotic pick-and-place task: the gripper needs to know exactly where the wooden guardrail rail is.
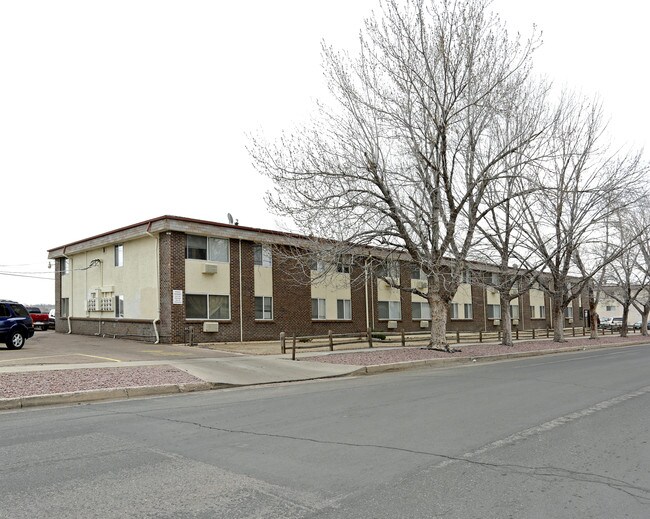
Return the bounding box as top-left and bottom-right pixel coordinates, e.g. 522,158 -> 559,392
281,324 -> 641,359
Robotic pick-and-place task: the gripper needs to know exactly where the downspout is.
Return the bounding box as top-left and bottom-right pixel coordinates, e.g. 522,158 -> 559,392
239,239 -> 243,342
364,257 -> 370,330
152,318 -> 160,344
63,247 -> 73,334
146,220 -> 161,344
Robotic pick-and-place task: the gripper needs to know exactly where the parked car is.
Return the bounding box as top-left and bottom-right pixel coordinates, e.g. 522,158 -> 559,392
0,300 -> 35,349
598,317 -> 613,329
610,317 -> 624,330
633,320 -> 650,330
48,309 -> 56,328
25,306 -> 50,331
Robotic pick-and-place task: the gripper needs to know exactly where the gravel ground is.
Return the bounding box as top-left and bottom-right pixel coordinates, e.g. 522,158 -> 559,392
308,335 -> 649,366
0,365 -> 203,399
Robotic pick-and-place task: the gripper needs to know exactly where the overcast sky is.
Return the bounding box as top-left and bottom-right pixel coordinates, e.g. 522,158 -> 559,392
1,0 -> 647,304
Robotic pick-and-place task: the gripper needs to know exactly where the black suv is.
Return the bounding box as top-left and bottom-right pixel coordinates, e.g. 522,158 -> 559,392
0,300 -> 35,349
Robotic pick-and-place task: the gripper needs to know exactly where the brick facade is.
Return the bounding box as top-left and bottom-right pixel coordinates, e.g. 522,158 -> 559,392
49,216 -> 589,345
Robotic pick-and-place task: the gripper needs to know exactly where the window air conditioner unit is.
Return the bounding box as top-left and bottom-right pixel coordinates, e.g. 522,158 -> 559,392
420,320 -> 429,329
387,320 -> 398,329
203,322 -> 219,332
416,281 -> 427,290
493,319 -> 501,326
512,319 -> 519,325
203,263 -> 219,274
568,318 -> 573,324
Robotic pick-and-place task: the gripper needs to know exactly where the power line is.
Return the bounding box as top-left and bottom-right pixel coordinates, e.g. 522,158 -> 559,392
0,272 -> 54,280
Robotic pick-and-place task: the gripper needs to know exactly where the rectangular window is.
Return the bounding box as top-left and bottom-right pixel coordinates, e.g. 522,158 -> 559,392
61,258 -> 70,275
253,245 -> 272,267
186,294 -> 230,320
564,307 -> 573,318
377,261 -> 400,282
337,299 -> 352,320
487,304 -> 501,320
186,235 -> 229,262
412,301 -> 431,320
114,244 -> 124,267
450,303 -> 459,319
310,259 -> 325,272
378,300 -> 401,320
411,266 -> 424,280
510,305 -> 520,319
490,273 -> 500,286
61,298 -> 70,318
539,306 -> 546,319
530,305 -> 536,319
336,255 -> 351,274
255,296 -> 273,320
464,303 -> 473,319
462,270 -> 472,284
606,305 -> 616,312
115,295 -> 124,318
312,298 -> 326,320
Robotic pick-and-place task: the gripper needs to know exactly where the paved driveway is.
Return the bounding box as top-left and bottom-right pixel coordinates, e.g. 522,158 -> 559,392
0,330 -> 237,367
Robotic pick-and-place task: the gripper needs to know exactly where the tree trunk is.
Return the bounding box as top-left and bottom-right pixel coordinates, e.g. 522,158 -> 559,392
588,286 -> 599,339
500,291 -> 513,347
620,305 -> 629,337
642,308 -> 650,336
428,293 -> 450,351
552,296 -> 565,342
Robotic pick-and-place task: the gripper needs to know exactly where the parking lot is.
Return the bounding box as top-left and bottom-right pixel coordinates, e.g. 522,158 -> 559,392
0,330 -> 237,367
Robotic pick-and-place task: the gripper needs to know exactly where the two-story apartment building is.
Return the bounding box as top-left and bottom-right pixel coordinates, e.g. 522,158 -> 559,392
47,215 -> 585,344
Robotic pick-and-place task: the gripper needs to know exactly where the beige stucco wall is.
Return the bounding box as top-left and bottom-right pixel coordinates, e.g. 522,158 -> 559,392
185,259 -> 230,296
254,265 -> 273,297
60,237 -> 159,319
311,272 -> 352,320
529,288 -> 545,308
377,279 -> 401,302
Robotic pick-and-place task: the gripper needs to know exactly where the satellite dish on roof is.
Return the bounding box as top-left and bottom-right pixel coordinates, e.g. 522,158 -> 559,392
227,213 -> 234,225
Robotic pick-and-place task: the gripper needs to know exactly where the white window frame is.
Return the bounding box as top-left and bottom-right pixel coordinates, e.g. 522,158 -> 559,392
336,299 -> 352,320
450,303 -> 459,320
378,300 -> 401,320
412,301 -> 431,320
312,298 -> 326,320
115,295 -> 124,318
114,244 -> 124,267
253,245 -> 272,267
510,305 -> 520,319
186,294 -> 231,320
464,303 -> 473,319
186,235 -> 230,262
487,304 -> 501,320
255,296 -> 273,320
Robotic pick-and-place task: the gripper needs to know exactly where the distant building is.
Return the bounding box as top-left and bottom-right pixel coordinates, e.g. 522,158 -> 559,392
47,215 -> 586,344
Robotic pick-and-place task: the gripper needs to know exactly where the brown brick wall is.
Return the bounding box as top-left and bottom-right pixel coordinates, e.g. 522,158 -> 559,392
159,231 -> 186,343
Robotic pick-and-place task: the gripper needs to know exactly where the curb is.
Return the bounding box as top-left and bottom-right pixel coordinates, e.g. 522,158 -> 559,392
1,340 -> 646,410
348,340 -> 649,375
0,382 -> 231,411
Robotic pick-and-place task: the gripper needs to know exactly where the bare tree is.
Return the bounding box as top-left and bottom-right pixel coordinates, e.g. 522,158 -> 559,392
250,0 -> 547,350
597,208 -> 650,337
521,92 -> 647,342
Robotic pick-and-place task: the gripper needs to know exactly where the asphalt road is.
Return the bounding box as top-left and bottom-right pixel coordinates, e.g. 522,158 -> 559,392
1,344 -> 649,518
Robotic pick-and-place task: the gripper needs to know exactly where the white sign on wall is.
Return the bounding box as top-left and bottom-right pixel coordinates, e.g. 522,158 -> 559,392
172,290 -> 183,305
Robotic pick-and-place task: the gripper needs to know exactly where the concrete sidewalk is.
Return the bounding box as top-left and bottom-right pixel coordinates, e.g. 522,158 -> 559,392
0,354 -> 365,411
1,336 -> 647,411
